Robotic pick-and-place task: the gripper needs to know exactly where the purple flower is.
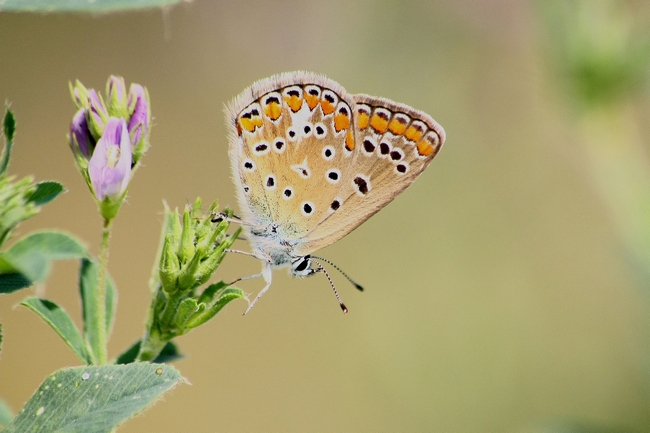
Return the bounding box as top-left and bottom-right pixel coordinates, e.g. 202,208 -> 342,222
88,117 -> 132,201
127,84 -> 150,152
69,108 -> 94,159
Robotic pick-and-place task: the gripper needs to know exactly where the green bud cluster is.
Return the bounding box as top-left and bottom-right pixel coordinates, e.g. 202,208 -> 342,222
138,198 -> 243,362
0,175 -> 38,247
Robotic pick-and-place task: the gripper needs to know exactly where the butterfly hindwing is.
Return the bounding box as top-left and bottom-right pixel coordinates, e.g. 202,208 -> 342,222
295,94 -> 445,255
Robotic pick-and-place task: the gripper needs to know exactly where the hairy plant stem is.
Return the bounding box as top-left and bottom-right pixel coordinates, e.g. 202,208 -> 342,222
95,217 -> 113,364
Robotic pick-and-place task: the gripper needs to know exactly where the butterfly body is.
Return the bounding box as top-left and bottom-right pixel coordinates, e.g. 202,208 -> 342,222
226,72 -> 445,312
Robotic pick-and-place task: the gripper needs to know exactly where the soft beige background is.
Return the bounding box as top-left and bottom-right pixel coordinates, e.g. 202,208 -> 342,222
1,1 -> 649,432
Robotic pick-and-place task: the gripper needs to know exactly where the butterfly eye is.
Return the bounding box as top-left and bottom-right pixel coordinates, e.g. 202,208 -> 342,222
301,201 -> 315,216
242,159 -> 256,172
326,169 -> 341,184
282,187 -> 293,200
322,146 -> 335,160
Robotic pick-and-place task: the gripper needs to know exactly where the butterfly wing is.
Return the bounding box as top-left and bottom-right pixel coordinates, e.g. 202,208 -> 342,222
294,94 -> 446,255
226,72 -> 357,251
226,72 -> 445,259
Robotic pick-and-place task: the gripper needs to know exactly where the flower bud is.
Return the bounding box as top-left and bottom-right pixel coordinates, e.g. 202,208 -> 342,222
88,117 -> 132,203
70,80 -> 90,110
69,109 -> 94,160
106,75 -> 129,119
127,84 -> 151,164
87,90 -> 109,140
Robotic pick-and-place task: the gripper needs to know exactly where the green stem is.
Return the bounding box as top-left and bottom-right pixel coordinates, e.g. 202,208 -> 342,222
95,217 -> 112,364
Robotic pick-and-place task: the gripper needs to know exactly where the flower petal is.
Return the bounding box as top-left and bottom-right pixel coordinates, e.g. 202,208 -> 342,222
88,117 -> 132,201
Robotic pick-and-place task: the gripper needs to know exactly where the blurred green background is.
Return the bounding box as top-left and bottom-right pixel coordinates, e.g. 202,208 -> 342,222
1,1 -> 650,432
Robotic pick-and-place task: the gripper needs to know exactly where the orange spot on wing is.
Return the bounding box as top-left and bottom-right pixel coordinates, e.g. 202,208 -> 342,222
404,125 -> 423,142
417,140 -> 435,156
358,112 -> 369,130
370,113 -> 389,134
345,130 -> 355,151
388,118 -> 407,135
304,93 -> 319,110
253,117 -> 263,128
236,122 -> 242,136
334,113 -> 350,132
264,102 -> 282,120
239,117 -> 256,132
321,99 -> 335,115
284,95 -> 303,112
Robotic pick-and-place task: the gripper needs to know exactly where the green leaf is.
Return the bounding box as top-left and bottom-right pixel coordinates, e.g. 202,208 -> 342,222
115,340 -> 183,365
20,297 -> 90,364
198,280 -> 228,304
0,231 -> 87,293
0,108 -> 15,177
0,272 -> 31,294
152,341 -> 183,364
2,363 -> 184,433
186,287 -> 244,329
0,398 -> 13,428
0,0 -> 184,12
175,298 -> 203,330
79,258 -> 117,364
28,181 -> 65,206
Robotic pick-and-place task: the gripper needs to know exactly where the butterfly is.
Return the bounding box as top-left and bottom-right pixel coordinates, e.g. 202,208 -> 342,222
225,71 -> 446,314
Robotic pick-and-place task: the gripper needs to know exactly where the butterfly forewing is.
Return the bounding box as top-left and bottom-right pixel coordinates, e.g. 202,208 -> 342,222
227,73 -> 357,242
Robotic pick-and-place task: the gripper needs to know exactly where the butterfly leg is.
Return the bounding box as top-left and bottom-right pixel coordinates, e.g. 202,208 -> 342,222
242,262 -> 273,315
226,248 -> 260,259
229,272 -> 264,285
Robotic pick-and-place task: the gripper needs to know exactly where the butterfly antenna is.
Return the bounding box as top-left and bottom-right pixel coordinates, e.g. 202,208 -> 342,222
311,259 -> 348,314
310,255 -> 364,292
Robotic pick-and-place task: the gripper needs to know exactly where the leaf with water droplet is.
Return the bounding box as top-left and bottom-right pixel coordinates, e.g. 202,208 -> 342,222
2,363 -> 184,433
